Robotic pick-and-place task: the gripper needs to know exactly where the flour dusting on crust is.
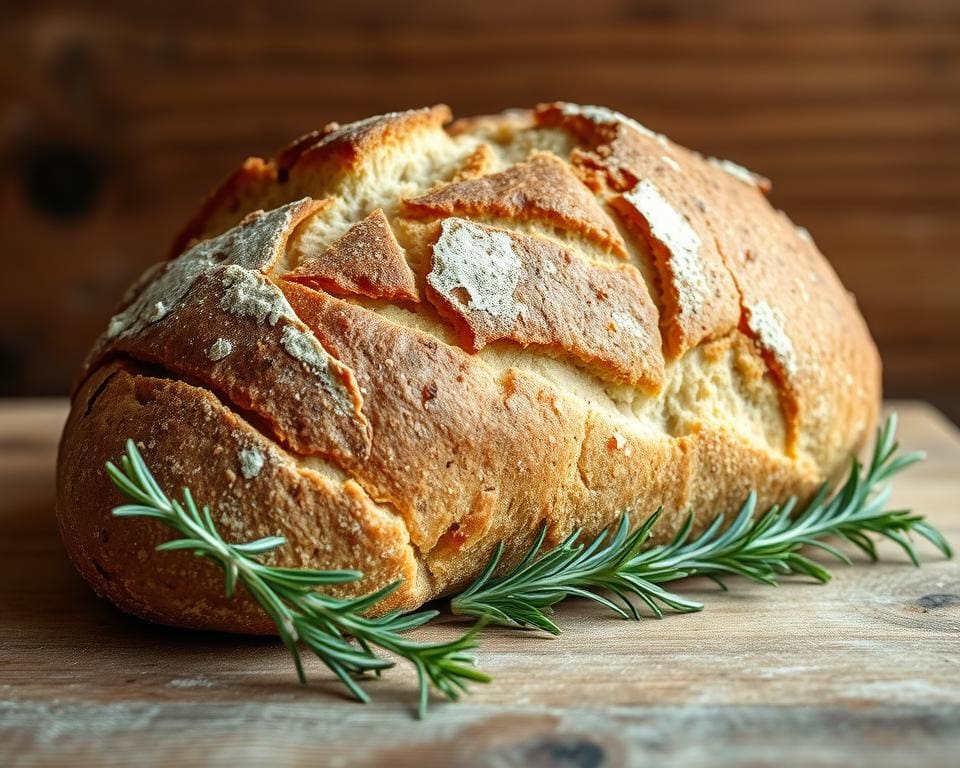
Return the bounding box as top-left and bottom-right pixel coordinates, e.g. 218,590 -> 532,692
103,200 -> 314,343
321,111 -> 406,143
708,157 -> 766,190
623,180 -> 707,319
610,310 -> 648,341
219,266 -> 296,326
237,447 -> 265,479
189,202 -> 307,271
105,256 -> 214,341
427,218 -> 526,322
279,324 -> 357,415
281,325 -> 330,376
746,300 -> 798,376
661,155 -> 681,172
206,338 -> 233,361
560,102 -> 669,146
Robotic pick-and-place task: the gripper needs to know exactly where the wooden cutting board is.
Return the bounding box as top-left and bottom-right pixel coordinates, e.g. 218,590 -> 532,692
1,400 -> 958,767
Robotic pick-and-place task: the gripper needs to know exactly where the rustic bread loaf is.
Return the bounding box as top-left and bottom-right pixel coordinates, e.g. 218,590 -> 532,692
57,103 -> 881,633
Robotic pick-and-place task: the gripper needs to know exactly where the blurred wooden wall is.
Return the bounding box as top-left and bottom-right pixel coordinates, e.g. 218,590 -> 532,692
2,0 -> 959,420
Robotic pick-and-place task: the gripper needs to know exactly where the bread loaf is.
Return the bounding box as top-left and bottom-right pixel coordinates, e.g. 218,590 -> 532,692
56,103 -> 881,633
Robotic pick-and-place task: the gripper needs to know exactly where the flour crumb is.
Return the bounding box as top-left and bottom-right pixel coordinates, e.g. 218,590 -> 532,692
206,338 -> 233,361
106,316 -> 127,339
238,447 -> 265,479
149,301 -> 168,322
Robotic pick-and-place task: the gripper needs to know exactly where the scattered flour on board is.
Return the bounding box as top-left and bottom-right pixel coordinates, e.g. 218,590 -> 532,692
559,103 -> 670,146
167,677 -> 214,689
745,300 -> 798,377
238,447 -> 265,479
427,218 -> 526,323
623,180 -> 707,319
0,700 -> 164,744
206,338 -> 233,361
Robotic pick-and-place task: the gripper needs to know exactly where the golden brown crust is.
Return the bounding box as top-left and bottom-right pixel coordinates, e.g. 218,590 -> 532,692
451,143 -> 497,181
610,187 -> 740,359
285,208 -> 419,302
170,106 -> 455,251
58,363 -> 419,634
686,159 -> 881,464
405,150 -> 628,258
535,101 -> 879,465
282,281 -> 579,556
537,103 -> 741,359
56,102 -> 880,634
285,105 -> 452,176
423,218 -> 664,389
95,272 -> 371,462
80,198 -> 371,464
446,109 -> 535,140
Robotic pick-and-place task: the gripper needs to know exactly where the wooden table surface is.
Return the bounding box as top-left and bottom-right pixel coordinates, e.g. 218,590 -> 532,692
1,400 -> 958,767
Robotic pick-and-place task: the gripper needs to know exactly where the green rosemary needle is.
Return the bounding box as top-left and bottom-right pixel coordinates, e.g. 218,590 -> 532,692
451,414 -> 952,634
106,440 -> 489,718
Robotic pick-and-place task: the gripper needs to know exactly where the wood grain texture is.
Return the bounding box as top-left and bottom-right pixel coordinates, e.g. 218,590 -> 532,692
0,1 -> 959,422
0,399 -> 958,766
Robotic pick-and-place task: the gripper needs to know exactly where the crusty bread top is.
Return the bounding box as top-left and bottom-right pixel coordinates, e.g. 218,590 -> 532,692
95,103 -> 877,467
74,102 -> 879,560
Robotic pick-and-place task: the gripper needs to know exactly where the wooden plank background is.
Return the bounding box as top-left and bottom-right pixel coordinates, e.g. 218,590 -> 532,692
1,0 -> 959,420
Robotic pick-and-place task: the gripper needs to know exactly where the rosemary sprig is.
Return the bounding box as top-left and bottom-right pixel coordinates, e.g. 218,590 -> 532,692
106,440 -> 489,717
451,414 -> 952,634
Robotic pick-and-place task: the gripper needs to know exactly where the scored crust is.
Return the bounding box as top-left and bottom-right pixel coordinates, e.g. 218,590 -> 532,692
57,102 -> 880,632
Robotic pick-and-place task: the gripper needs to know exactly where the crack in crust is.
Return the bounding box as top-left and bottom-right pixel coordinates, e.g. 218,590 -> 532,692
80,198 -> 372,464
535,100 -> 879,467
404,150 -> 628,258
285,208 -> 419,302
423,218 -> 664,389
282,281 -> 583,556
60,362 -> 424,632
